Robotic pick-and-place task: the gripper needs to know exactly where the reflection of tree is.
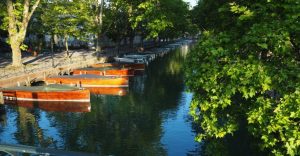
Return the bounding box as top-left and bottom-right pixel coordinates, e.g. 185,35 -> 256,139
14,107 -> 52,147
43,48 -> 188,155
0,105 -> 6,135
44,93 -> 167,155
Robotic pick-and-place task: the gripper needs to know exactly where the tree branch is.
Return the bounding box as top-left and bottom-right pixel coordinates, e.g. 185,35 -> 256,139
22,0 -> 30,27
28,0 -> 41,20
6,0 -> 17,37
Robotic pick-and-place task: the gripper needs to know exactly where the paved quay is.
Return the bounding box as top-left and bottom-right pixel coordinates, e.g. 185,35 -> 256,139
0,49 -> 109,87
0,40 -> 187,87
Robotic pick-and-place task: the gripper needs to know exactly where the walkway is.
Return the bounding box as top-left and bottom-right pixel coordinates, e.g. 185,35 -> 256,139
0,41 -> 173,87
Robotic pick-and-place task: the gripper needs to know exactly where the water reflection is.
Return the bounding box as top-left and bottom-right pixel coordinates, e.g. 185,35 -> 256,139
88,87 -> 128,96
0,45 -> 201,155
4,101 -> 91,112
0,105 -> 6,127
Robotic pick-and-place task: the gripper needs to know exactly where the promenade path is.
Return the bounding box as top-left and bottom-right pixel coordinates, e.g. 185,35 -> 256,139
0,39 -> 180,87
0,48 -> 128,87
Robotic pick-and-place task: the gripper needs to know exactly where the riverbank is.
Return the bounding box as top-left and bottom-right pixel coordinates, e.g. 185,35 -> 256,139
0,39 -> 193,87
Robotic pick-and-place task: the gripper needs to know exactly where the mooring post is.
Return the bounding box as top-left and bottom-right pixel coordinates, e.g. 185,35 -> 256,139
43,72 -> 46,81
26,77 -> 31,86
67,68 -> 70,75
0,91 -> 4,104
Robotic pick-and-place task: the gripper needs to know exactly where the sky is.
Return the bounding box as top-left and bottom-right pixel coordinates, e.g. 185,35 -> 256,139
183,0 -> 197,7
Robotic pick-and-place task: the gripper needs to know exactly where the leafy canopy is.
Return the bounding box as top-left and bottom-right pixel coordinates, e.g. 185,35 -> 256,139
186,0 -> 300,155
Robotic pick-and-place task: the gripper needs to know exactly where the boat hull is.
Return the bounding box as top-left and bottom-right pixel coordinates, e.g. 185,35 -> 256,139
45,76 -> 129,88
2,89 -> 90,102
73,68 -> 135,77
91,63 -> 145,74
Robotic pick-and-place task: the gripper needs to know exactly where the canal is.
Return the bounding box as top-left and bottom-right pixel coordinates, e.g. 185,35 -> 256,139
0,45 -> 203,155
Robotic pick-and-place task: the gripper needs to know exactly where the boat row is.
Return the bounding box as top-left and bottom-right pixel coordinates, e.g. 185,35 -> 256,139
0,39 -> 192,112
113,39 -> 192,64
1,62 -> 145,103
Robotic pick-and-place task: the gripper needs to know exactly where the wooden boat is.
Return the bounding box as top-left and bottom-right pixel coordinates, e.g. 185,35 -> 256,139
1,85 -> 90,103
73,67 -> 135,77
4,100 -> 91,112
87,87 -> 128,96
124,54 -> 151,61
114,57 -> 147,64
45,75 -> 129,88
90,63 -> 145,74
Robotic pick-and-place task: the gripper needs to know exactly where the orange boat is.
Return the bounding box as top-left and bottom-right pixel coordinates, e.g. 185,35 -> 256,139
73,67 -> 135,77
91,63 -> 145,74
4,100 -> 91,112
45,75 -> 129,88
87,87 -> 128,96
1,85 -> 90,103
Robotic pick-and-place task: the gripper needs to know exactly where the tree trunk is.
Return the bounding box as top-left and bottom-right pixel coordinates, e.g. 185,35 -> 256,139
6,0 -> 41,67
64,35 -> 69,58
51,35 -> 55,67
95,0 -> 104,52
37,34 -> 43,53
129,33 -> 135,48
140,36 -> 144,48
117,39 -> 121,55
96,33 -> 101,52
11,41 -> 23,67
124,37 -> 128,46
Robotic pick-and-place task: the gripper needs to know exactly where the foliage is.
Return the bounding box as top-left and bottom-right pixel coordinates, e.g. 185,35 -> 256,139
129,0 -> 193,40
0,3 -> 7,31
159,0 -> 190,38
186,0 -> 300,155
4,0 -> 41,66
130,0 -> 173,39
41,0 -> 92,40
104,0 -> 130,43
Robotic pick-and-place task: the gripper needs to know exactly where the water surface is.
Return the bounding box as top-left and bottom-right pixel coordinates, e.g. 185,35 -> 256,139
0,46 -> 201,155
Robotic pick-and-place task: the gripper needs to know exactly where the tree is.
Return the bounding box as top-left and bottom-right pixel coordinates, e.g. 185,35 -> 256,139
131,0 -> 172,45
4,0 -> 41,67
41,0 -> 92,58
186,0 -> 299,155
91,0 -> 104,52
159,0 -> 192,39
104,0 -> 130,51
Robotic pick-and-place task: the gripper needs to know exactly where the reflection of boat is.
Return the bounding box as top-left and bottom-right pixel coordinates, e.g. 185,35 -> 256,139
73,67 -> 135,77
91,63 -> 145,74
87,87 -> 128,96
1,85 -> 90,102
45,75 -> 129,88
4,100 -> 91,112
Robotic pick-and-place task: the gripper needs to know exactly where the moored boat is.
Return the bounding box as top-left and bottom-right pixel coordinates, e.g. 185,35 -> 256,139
123,54 -> 152,61
114,57 -> 147,64
90,63 -> 145,74
45,75 -> 129,88
0,84 -> 90,103
73,67 -> 135,77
